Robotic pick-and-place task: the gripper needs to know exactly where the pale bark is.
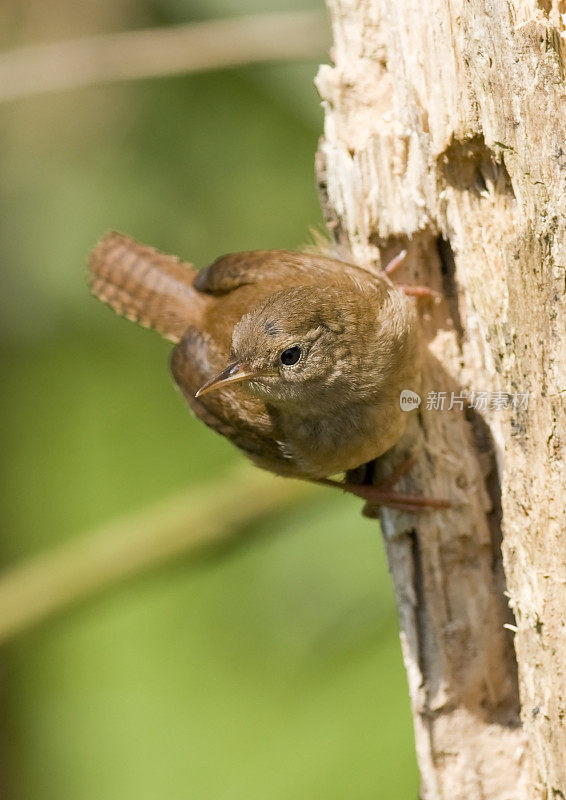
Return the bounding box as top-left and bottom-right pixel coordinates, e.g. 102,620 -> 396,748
316,2 -> 566,798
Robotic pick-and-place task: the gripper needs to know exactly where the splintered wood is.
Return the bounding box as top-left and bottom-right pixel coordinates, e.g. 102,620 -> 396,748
316,2 -> 566,798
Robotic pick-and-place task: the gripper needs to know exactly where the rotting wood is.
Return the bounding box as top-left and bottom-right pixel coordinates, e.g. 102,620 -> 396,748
316,2 -> 566,797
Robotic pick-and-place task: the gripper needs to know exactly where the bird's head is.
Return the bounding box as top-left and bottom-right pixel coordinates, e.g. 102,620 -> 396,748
194,284 -> 403,412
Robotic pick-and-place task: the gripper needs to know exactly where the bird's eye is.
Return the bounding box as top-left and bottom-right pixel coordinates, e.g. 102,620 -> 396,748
280,346 -> 302,366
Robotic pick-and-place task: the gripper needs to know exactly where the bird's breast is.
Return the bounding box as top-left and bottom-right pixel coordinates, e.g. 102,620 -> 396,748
276,399 -> 408,479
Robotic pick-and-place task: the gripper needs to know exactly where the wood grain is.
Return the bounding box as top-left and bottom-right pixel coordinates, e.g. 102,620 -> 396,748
316,1 -> 566,797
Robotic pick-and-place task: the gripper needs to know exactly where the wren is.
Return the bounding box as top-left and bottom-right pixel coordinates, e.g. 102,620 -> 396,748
88,233 -> 448,511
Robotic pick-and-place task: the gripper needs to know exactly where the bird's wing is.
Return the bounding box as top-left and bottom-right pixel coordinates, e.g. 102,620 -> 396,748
170,327 -> 294,471
192,250 -> 369,295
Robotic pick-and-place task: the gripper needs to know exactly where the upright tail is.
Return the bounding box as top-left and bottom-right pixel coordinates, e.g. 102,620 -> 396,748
88,232 -> 205,342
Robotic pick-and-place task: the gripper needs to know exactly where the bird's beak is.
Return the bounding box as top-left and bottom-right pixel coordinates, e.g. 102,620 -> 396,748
195,361 -> 257,398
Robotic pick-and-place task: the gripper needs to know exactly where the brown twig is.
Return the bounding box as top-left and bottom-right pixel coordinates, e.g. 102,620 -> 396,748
0,10 -> 329,103
0,466 -> 318,644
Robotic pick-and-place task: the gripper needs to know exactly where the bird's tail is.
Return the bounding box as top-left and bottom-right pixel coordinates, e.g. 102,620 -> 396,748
88,232 -> 205,342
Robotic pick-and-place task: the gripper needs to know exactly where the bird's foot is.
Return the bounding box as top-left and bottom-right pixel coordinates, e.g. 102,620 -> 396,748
383,250 -> 407,276
398,284 -> 442,300
317,457 -> 450,513
383,251 -> 441,301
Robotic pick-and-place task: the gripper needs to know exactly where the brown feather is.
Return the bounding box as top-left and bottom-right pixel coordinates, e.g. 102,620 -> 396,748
87,233 -> 420,481
87,232 -> 206,343
170,328 -> 291,472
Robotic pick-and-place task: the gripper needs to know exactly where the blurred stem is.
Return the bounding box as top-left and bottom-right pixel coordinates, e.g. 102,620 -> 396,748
0,10 -> 329,104
0,467 -> 318,644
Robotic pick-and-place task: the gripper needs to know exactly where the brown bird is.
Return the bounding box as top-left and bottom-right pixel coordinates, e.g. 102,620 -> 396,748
88,232 -> 447,511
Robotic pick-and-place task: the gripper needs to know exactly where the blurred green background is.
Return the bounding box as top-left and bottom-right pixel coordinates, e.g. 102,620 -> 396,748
0,0 -> 418,797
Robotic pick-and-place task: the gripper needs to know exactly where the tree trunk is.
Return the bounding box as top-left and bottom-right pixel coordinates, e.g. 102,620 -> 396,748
315,2 -> 566,798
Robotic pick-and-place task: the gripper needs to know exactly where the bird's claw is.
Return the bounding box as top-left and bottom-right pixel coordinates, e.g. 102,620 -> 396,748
317,457 -> 450,513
